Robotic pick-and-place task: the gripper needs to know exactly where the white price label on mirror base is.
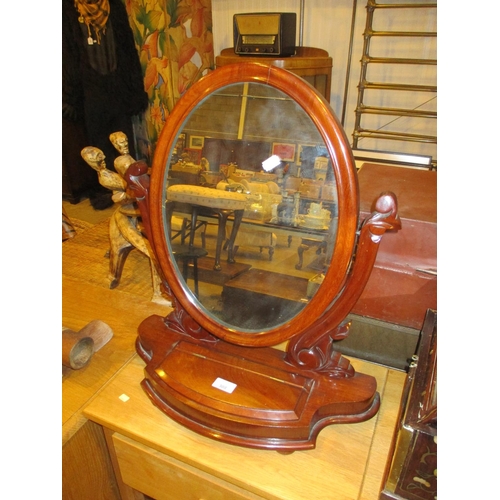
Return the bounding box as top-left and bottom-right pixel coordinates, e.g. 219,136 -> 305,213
212,377 -> 237,394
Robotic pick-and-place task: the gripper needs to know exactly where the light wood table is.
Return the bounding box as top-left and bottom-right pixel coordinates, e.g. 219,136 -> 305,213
83,354 -> 406,500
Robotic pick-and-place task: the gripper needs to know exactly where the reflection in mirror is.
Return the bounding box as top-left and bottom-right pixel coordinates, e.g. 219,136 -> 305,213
162,83 -> 338,332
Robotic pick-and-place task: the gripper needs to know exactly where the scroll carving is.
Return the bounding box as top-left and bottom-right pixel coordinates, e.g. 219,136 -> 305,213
164,304 -> 219,343
285,191 -> 401,378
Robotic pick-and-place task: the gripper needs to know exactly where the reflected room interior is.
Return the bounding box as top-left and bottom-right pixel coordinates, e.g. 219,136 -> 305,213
163,82 -> 339,332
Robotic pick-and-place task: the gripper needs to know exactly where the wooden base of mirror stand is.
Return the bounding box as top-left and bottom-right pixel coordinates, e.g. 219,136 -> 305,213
135,314 -> 380,452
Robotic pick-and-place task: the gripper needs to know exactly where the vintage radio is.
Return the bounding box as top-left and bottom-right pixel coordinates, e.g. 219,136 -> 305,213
233,13 -> 296,57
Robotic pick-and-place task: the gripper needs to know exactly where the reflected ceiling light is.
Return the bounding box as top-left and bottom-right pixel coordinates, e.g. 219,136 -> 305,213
262,154 -> 281,172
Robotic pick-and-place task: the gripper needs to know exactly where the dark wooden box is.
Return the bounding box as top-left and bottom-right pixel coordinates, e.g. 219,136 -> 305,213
352,163 -> 437,331
379,309 -> 437,500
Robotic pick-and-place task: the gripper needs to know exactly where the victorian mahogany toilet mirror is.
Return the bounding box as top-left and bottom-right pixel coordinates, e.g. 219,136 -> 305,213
127,62 -> 400,451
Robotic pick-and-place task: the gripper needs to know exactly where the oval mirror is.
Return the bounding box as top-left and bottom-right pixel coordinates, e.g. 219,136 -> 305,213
148,63 -> 359,346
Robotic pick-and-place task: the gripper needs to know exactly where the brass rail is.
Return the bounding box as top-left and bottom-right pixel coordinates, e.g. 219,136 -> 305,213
352,0 -> 437,167
364,56 -> 437,65
357,105 -> 436,119
353,129 -> 437,144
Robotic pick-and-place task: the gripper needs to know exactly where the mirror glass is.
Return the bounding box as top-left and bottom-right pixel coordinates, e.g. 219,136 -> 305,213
162,82 -> 338,332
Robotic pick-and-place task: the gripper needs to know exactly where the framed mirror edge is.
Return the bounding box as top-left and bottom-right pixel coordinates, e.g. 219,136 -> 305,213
149,62 -> 360,347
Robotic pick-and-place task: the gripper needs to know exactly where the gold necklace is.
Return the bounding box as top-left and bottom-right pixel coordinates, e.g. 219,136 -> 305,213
74,0 -> 110,45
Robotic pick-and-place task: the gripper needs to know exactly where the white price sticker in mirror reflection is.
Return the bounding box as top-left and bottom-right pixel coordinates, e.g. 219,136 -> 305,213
212,377 -> 237,394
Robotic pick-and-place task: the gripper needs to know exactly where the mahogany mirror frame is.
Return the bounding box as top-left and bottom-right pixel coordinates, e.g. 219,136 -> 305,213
148,62 -> 359,346
126,62 -> 400,451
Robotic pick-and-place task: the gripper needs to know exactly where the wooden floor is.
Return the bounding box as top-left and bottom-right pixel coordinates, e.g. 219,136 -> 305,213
63,197 -> 116,226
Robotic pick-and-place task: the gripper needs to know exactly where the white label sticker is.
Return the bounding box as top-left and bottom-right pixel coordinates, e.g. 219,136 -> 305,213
119,393 -> 130,402
212,377 -> 237,394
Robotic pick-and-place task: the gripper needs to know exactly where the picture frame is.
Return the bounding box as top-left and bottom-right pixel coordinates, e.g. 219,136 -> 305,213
175,133 -> 186,153
184,148 -> 202,164
272,142 -> 296,162
189,135 -> 205,149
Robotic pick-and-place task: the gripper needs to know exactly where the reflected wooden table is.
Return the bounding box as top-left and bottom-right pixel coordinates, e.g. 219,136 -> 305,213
167,201 -> 244,271
183,211 -> 338,271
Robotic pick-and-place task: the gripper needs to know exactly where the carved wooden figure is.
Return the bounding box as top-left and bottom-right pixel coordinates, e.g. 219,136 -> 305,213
110,131 -> 136,177
81,144 -> 168,305
81,146 -> 128,203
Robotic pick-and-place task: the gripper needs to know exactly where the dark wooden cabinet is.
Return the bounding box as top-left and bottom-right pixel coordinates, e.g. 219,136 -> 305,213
380,309 -> 437,500
216,47 -> 332,102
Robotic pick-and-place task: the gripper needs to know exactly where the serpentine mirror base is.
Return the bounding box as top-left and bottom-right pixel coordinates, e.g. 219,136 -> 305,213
136,314 -> 380,452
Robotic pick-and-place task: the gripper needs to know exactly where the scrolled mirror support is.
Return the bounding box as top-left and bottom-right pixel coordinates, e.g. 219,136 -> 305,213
285,191 -> 400,377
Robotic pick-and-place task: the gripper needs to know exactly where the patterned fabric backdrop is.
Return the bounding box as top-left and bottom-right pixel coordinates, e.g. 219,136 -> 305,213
124,0 -> 214,162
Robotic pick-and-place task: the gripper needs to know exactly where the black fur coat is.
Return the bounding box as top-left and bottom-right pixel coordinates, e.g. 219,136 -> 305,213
62,0 -> 148,160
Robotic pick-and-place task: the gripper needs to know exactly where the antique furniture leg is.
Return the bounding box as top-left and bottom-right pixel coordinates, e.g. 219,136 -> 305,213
181,218 -> 207,248
164,201 -> 175,238
189,206 -> 200,247
109,211 -> 135,289
295,241 -> 307,271
188,207 -> 207,295
226,209 -> 244,264
192,257 -> 200,297
172,246 -> 208,298
211,209 -> 228,271
211,208 -> 243,271
268,246 -> 274,260
169,204 -> 208,297
296,238 -> 326,270
200,223 -> 207,248
172,245 -> 208,298
109,245 -> 134,289
180,218 -> 188,244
